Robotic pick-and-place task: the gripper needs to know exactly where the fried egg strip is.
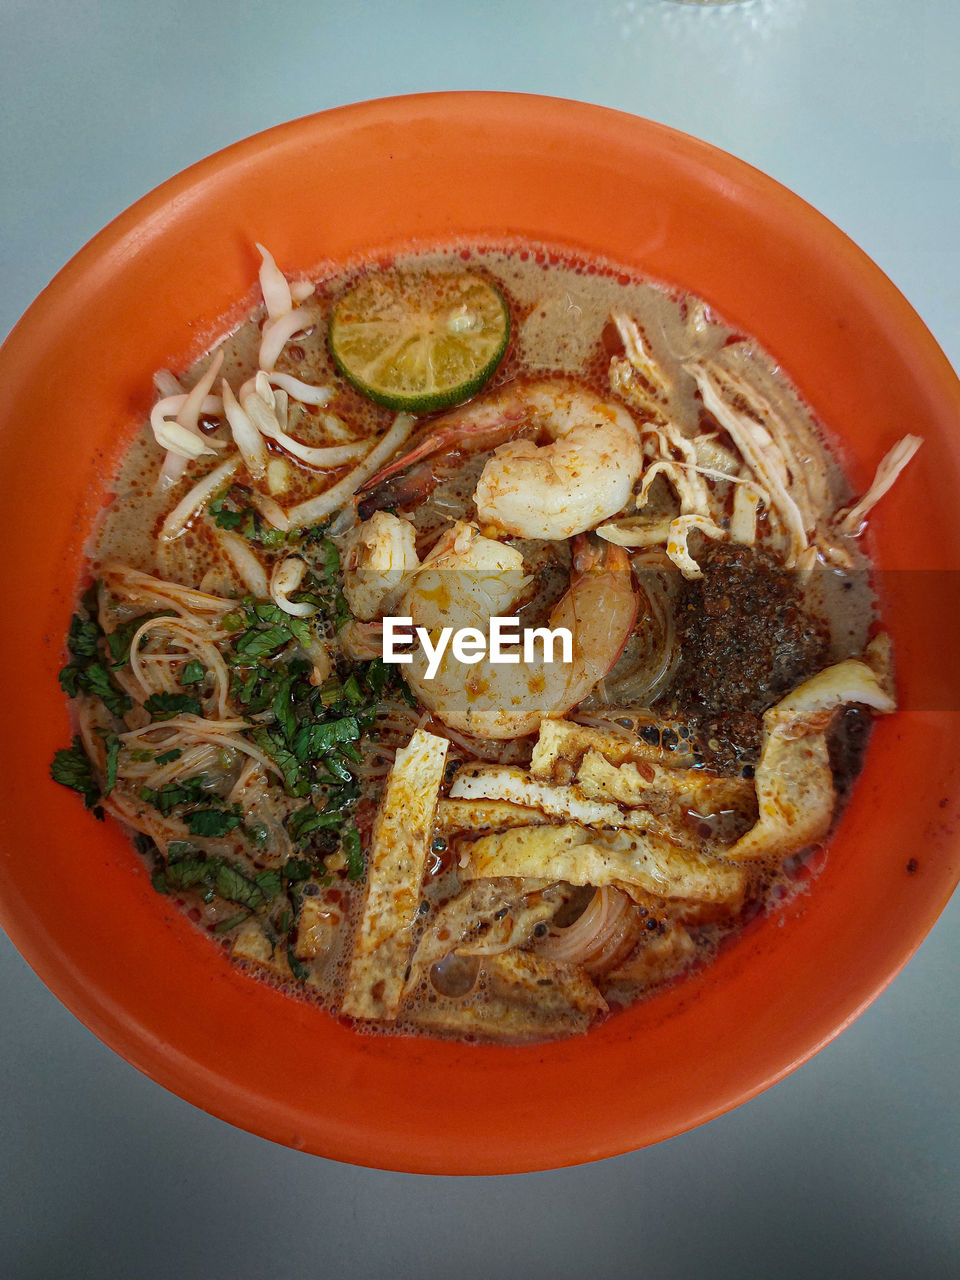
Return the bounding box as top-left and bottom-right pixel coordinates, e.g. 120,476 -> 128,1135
341,729 -> 449,1020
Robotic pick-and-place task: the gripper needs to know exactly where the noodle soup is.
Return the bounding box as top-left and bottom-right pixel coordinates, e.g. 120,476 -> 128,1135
51,243 -> 917,1043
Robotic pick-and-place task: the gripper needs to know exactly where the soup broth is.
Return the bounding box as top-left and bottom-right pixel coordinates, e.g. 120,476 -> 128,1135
52,242 -> 913,1043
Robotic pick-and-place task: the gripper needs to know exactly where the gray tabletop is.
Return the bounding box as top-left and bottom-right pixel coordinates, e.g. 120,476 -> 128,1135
2,2 -> 958,1277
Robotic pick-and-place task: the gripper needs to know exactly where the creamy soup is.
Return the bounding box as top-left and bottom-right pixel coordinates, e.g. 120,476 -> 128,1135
51,242 -> 917,1042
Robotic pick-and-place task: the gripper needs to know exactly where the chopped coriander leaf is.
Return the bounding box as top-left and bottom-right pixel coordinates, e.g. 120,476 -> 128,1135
157,848 -> 267,914
167,840 -> 197,859
215,863 -> 265,911
250,601 -> 292,626
101,731 -> 120,796
154,748 -> 183,765
272,673 -> 299,744
287,804 -> 340,842
66,612 -> 101,658
254,868 -> 283,899
220,610 -> 245,632
79,579 -> 101,619
327,780 -> 361,810
287,947 -> 310,982
235,625 -> 295,659
180,659 -> 205,685
364,658 -> 390,698
292,715 -> 359,762
300,520 -> 334,544
338,741 -> 364,765
316,678 -> 344,707
188,808 -> 242,838
251,603 -> 312,648
50,737 -> 100,809
343,826 -> 364,881
213,913 -> 249,934
213,507 -> 244,531
341,674 -> 364,705
80,663 -> 132,717
129,748 -> 155,762
319,753 -> 355,785
140,776 -> 208,816
58,663 -> 83,698
164,854 -> 215,893
105,611 -> 174,667
250,727 -> 310,797
144,691 -> 202,719
284,857 -> 315,881
311,537 -> 340,578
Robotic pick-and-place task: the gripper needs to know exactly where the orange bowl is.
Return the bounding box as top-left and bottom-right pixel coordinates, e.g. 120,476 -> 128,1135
1,93 -> 958,1174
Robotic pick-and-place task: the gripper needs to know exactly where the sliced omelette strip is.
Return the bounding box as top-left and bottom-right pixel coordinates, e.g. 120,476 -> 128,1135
448,763 -> 702,849
341,728 -> 449,1020
406,952 -> 606,1043
459,823 -> 746,906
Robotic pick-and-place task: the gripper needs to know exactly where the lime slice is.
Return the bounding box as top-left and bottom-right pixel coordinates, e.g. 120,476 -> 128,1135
329,269 -> 510,412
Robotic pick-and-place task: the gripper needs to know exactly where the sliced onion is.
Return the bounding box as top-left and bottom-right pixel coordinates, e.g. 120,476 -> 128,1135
289,280 -> 315,304
159,454 -> 241,541
213,526 -> 270,597
243,383 -> 373,470
247,488 -> 292,532
153,369 -> 184,397
266,370 -> 335,405
255,242 -> 292,320
283,413 -> 416,527
177,350 -> 224,434
259,307 -> 311,372
221,379 -> 268,480
270,556 -> 317,617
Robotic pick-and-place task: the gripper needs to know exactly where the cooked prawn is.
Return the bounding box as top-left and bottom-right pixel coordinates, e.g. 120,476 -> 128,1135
342,510 -> 420,621
400,528 -> 641,739
361,377 -> 644,540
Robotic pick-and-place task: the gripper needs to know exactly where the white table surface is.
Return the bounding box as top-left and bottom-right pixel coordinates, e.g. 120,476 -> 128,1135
2,2 -> 958,1277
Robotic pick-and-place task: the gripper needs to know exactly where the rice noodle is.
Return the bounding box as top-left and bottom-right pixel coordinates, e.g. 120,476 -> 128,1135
119,715 -> 283,781
227,757 -> 266,807
101,565 -> 236,619
535,886 -> 642,976
126,615 -> 232,719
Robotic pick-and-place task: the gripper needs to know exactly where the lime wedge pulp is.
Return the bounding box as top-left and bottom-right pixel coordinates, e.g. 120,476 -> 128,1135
329,269 -> 510,412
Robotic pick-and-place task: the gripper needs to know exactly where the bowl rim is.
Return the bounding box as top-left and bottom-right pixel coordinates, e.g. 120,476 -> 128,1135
2,91 -> 959,1174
